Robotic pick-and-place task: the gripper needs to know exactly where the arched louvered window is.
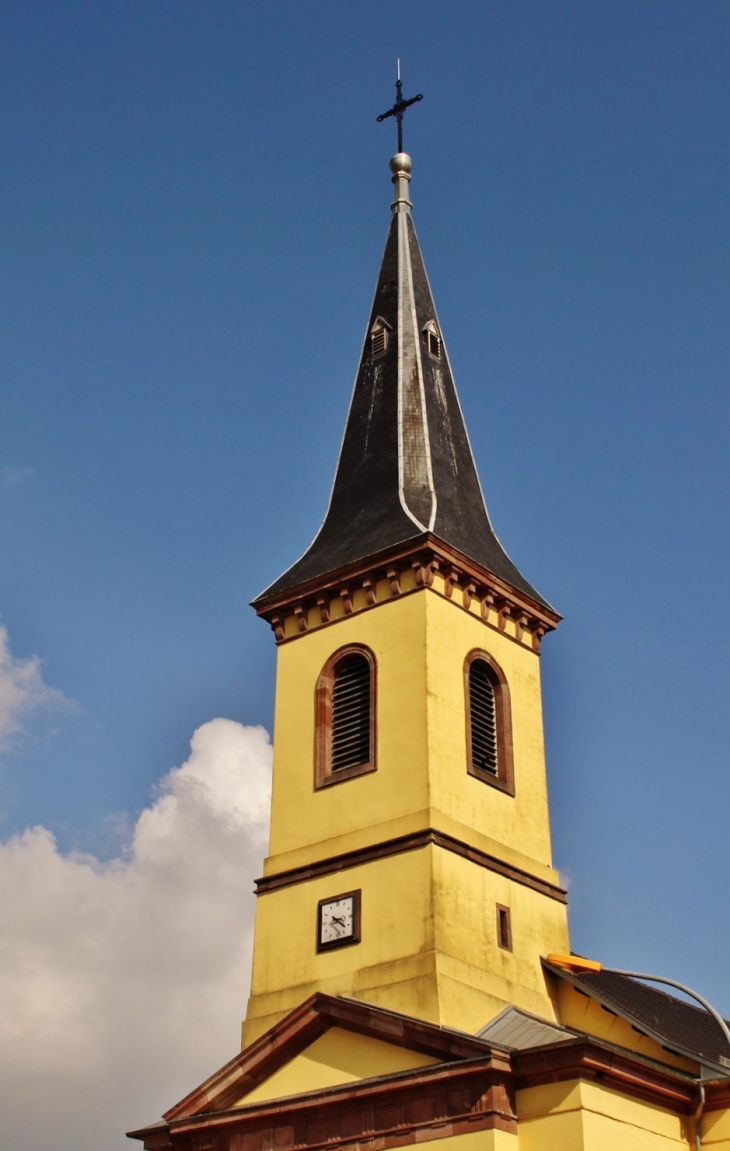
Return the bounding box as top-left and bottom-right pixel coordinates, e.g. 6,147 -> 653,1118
315,646 -> 377,788
465,651 -> 514,795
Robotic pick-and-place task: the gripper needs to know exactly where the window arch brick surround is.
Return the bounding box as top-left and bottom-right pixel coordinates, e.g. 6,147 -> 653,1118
464,650 -> 515,796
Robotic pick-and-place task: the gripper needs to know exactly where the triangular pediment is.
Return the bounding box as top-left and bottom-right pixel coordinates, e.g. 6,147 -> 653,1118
237,1025 -> 438,1106
163,993 -> 492,1121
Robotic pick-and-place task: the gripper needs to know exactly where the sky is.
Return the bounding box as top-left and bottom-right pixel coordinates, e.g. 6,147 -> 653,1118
1,1 -> 730,1147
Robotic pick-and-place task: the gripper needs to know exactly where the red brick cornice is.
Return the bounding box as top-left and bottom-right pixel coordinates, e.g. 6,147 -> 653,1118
514,1039 -> 699,1114
254,535 -> 559,650
705,1080 -> 730,1112
133,1055 -> 516,1150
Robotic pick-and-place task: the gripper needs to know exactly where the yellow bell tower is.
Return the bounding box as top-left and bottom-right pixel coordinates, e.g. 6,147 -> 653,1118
244,151 -> 569,1047
129,104 -> 730,1151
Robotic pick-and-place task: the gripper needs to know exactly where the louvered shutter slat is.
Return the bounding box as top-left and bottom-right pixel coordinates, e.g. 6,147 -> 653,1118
469,661 -> 498,775
331,654 -> 371,771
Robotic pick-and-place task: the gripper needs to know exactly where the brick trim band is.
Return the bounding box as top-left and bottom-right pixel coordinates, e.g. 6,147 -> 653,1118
255,828 -> 567,903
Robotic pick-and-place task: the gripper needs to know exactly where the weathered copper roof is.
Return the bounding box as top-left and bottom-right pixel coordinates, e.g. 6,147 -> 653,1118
257,156 -> 548,608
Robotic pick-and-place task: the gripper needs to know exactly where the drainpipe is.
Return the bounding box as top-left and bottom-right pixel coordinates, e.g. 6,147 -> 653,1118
693,1080 -> 705,1151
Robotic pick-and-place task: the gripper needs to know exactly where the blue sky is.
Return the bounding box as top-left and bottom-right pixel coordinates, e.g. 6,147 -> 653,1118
1,3 -> 730,1145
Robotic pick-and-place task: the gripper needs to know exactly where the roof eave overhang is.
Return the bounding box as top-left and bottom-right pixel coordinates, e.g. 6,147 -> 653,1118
542,959 -> 730,1080
252,534 -> 560,633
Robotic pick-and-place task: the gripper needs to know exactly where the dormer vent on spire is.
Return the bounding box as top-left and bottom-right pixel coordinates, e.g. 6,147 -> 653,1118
423,320 -> 442,360
255,153 -> 551,612
370,316 -> 391,359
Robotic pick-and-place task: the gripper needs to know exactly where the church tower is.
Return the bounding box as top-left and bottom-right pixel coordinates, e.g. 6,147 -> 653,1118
244,147 -> 569,1047
131,96 -> 730,1151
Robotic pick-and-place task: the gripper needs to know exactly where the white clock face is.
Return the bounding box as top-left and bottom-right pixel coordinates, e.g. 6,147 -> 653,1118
318,894 -> 358,948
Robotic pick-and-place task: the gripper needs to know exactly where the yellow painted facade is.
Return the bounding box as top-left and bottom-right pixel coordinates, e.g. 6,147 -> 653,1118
517,1081 -> 693,1149
237,1026 -> 438,1105
234,560 -> 730,1149
245,575 -> 569,1043
703,1108 -> 730,1147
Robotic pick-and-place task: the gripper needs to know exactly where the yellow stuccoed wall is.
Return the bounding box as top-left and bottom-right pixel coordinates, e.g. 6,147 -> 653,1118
432,848 -> 570,1027
262,583 -> 558,866
244,583 -> 569,1044
703,1107 -> 730,1147
237,1027 -> 438,1105
266,589 -> 430,863
246,848 -> 440,1038
517,1081 -> 693,1149
424,588 -> 554,866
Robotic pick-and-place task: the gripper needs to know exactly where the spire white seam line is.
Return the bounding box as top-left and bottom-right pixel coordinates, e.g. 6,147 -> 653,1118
403,214 -> 437,532
396,208 -> 437,533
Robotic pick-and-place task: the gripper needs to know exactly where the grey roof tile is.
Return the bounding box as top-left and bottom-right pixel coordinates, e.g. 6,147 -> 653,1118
478,1005 -> 574,1050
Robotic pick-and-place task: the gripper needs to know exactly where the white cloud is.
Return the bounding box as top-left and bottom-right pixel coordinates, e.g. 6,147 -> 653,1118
0,717 -> 272,1151
0,624 -> 67,750
0,465 -> 34,488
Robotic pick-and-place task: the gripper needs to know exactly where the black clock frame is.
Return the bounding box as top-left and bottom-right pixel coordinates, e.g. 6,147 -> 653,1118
316,889 -> 362,952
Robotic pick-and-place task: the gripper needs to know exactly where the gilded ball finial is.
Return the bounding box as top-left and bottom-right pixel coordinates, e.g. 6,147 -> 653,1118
390,152 -> 413,175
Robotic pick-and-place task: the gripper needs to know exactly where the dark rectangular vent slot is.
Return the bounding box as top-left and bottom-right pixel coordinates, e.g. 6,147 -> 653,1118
497,905 -> 512,950
428,331 -> 441,358
331,656 -> 371,771
470,662 -> 498,775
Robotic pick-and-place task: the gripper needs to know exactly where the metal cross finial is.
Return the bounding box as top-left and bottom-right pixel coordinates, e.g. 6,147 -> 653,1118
376,60 -> 423,153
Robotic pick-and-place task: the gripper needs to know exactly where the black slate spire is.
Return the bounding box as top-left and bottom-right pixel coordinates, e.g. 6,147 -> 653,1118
257,153 -> 548,609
